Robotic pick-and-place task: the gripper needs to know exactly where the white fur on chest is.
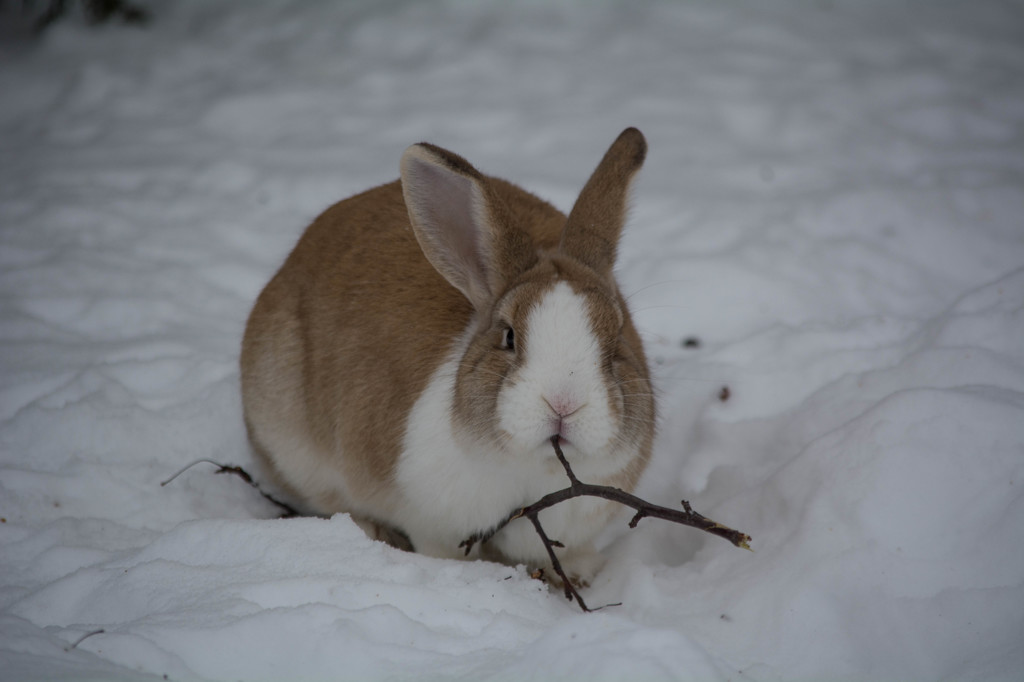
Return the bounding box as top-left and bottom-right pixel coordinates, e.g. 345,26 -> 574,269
394,342 -> 555,560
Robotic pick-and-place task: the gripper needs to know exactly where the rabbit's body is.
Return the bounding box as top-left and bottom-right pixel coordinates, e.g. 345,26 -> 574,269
241,130 -> 655,582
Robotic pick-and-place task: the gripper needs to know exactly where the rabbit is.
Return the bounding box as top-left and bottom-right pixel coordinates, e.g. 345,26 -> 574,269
240,128 -> 655,587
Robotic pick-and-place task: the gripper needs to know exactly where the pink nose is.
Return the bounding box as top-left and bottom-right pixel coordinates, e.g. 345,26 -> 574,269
545,394 -> 581,418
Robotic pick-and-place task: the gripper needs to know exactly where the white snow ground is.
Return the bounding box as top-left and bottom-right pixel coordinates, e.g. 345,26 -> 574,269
2,1 -> 1023,679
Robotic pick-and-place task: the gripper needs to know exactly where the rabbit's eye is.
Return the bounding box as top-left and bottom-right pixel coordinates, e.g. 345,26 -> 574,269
501,327 -> 515,351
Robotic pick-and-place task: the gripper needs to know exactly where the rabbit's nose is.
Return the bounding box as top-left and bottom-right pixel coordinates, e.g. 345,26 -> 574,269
543,394 -> 584,419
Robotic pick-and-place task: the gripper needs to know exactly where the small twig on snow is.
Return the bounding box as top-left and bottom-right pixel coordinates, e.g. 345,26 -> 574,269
64,629 -> 105,652
160,459 -> 300,518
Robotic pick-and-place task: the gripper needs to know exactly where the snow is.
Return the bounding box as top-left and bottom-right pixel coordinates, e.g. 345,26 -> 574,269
2,0 -> 1023,679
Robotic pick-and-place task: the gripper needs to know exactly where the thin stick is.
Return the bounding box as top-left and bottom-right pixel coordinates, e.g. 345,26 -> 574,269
64,629 -> 105,652
161,460 -> 300,518
526,514 -> 589,609
461,436 -> 752,611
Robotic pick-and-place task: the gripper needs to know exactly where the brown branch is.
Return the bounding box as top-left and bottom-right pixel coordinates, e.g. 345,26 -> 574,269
160,459 -> 300,518
64,629 -> 105,652
461,436 -> 752,612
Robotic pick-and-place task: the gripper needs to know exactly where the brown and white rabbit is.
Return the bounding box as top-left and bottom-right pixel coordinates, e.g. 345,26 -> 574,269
240,128 -> 655,585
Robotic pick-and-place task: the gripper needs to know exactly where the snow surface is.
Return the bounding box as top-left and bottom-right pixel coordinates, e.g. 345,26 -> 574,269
2,1 -> 1023,680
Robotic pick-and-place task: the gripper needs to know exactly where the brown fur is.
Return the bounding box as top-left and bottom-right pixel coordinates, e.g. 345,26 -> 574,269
562,127 -> 647,274
241,179 -> 568,514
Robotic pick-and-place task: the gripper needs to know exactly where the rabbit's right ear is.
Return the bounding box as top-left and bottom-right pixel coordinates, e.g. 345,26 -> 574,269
561,128 -> 647,277
401,143 -> 528,310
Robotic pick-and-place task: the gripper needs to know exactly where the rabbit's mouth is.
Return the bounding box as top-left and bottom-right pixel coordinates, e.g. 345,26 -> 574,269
545,423 -> 573,450
537,431 -> 569,449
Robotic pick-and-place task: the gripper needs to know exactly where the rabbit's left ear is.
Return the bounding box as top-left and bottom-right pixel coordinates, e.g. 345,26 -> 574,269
560,128 -> 647,276
401,143 -> 534,310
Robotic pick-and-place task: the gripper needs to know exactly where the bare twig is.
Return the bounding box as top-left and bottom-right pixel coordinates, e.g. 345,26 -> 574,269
64,629 -> 105,652
161,460 -> 300,518
461,436 -> 752,611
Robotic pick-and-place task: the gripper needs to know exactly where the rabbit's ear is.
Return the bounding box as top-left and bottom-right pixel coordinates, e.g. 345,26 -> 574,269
561,128 -> 647,275
401,143 -> 514,310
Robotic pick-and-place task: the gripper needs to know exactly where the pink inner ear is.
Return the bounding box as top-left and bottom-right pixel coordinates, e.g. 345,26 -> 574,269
402,150 -> 494,308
